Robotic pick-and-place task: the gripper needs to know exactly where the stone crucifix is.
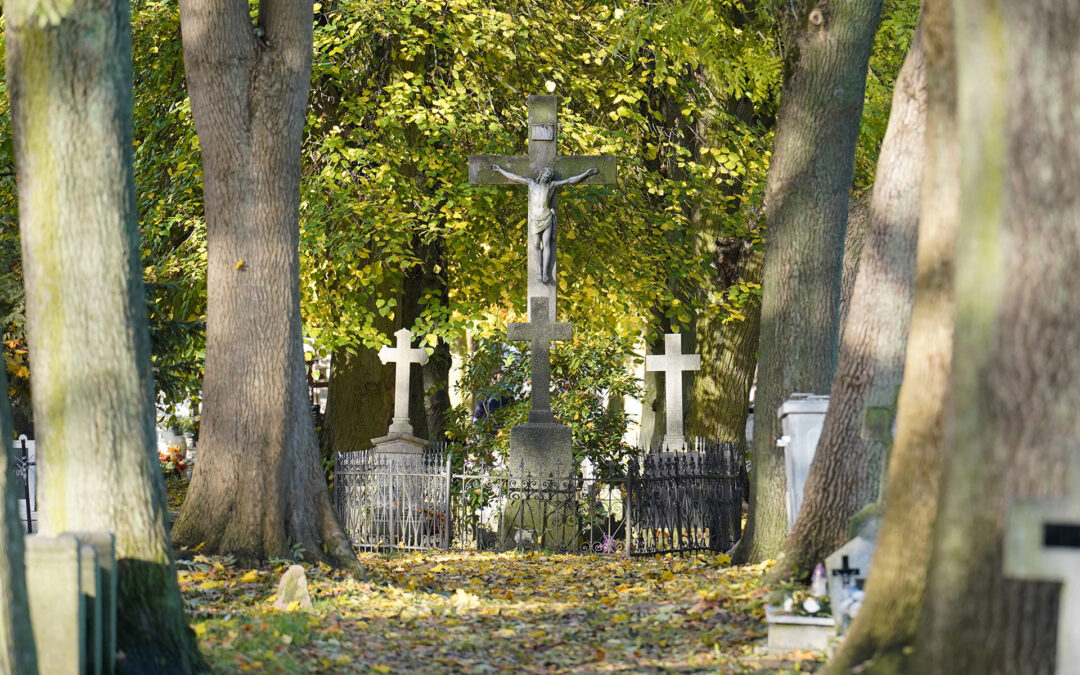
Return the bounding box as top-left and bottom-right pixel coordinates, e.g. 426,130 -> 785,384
378,327 -> 428,436
1005,449 -> 1080,672
645,333 -> 701,449
507,297 -> 572,424
469,95 -> 618,321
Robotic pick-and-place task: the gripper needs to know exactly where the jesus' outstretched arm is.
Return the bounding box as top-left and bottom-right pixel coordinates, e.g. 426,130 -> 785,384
552,167 -> 599,188
491,164 -> 531,185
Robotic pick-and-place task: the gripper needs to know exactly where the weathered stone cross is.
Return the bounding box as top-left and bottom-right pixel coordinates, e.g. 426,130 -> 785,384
378,327 -> 428,436
644,333 -> 701,449
507,297 -> 572,424
1005,450 -> 1080,673
469,95 -> 617,321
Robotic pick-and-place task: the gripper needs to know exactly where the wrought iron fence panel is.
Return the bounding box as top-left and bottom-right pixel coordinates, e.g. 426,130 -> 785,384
333,438 -> 743,556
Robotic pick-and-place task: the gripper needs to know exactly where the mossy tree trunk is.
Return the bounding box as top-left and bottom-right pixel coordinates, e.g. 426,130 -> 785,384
823,2 -> 955,671
773,18 -> 925,582
6,1 -> 201,670
172,0 -> 360,573
734,0 -> 883,564
0,367 -> 36,674
911,0 -> 1080,670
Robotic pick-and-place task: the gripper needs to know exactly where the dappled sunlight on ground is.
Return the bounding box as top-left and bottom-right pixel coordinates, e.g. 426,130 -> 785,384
179,552 -> 822,673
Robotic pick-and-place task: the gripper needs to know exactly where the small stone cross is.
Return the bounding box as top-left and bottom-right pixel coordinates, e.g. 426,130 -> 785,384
378,328 -> 428,436
1005,453 -> 1080,673
469,95 -> 617,322
645,333 -> 701,449
507,297 -> 572,424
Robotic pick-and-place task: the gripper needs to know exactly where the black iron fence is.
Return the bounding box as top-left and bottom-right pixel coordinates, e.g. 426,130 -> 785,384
13,436 -> 35,534
333,439 -> 743,556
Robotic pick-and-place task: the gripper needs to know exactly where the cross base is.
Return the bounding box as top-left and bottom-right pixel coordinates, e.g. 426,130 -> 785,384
509,422 -> 573,479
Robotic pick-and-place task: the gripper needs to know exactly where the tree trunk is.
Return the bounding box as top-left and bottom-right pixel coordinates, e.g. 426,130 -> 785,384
0,368 -> 36,674
733,0 -> 883,564
838,191 -> 871,339
823,2 -> 956,671
402,237 -> 452,443
6,1 -> 201,670
911,0 -> 1080,671
773,19 -> 925,582
687,239 -> 763,443
172,0 -> 359,573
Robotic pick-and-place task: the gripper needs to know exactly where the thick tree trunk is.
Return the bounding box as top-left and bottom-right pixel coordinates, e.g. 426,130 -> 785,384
687,239 -> 762,443
911,1 -> 1080,671
173,0 -> 360,573
824,2 -> 956,671
403,238 -> 452,442
321,345 -> 393,454
774,20 -> 925,582
6,1 -> 200,670
0,368 -> 36,674
838,191 -> 871,339
734,0 -> 883,564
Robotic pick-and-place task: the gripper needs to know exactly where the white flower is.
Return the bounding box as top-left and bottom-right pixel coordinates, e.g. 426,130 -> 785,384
802,597 -> 821,614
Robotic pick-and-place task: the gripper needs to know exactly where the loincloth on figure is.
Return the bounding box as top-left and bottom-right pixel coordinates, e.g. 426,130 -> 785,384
534,209 -> 554,249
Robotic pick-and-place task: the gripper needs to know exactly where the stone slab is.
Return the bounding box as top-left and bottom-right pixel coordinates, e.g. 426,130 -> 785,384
509,422 -> 573,479
765,607 -> 836,653
25,534 -> 87,675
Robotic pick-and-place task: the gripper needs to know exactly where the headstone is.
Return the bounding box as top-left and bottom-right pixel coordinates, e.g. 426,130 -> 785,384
824,518 -> 878,634
644,333 -> 700,450
765,607 -> 836,653
370,328 -> 431,542
468,95 -> 617,322
778,394 -> 829,531
25,534 -> 88,674
1005,453 -> 1080,674
274,565 -> 313,611
506,296 -> 574,477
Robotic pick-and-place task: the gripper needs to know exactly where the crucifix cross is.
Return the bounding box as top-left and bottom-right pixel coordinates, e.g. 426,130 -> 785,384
507,297 -> 573,424
644,333 -> 701,449
469,95 -> 618,321
1005,453 -> 1080,673
378,328 -> 428,436
831,555 -> 861,586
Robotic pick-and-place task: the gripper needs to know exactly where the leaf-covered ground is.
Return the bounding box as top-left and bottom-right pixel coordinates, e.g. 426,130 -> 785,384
179,552 -> 823,673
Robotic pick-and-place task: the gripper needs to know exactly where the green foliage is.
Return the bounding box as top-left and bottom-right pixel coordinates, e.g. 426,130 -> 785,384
444,334 -> 641,475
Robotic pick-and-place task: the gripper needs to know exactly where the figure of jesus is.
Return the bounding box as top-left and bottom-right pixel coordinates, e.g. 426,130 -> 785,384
491,164 -> 599,284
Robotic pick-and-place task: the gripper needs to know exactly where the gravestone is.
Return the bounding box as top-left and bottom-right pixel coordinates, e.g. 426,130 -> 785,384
1005,453 -> 1080,674
777,394 -> 830,531
468,95 -> 617,322
644,333 -> 700,450
274,565 -> 313,611
824,517 -> 879,634
369,328 -> 430,543
504,297 -> 575,548
69,532 -> 118,675
25,534 -> 89,675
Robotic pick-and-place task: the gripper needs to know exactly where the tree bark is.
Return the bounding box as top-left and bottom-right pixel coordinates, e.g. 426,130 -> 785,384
838,191 -> 871,339
6,1 -> 201,670
911,0 -> 1080,671
321,345 -> 393,454
823,2 -> 955,671
774,19 -> 925,582
402,240 -> 452,442
733,0 -> 883,564
172,0 -> 360,573
0,368 -> 36,674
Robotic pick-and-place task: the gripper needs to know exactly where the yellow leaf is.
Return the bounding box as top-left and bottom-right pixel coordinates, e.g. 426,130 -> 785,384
238,570 -> 260,584
235,259 -> 245,270
430,564 -> 445,573
373,666 -> 392,673
199,580 -> 224,591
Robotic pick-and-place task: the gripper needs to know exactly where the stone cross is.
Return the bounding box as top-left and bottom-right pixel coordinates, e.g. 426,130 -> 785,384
507,297 -> 572,424
378,328 -> 428,436
831,555 -> 861,587
469,95 -> 617,321
1005,452 -> 1080,673
645,333 -> 700,449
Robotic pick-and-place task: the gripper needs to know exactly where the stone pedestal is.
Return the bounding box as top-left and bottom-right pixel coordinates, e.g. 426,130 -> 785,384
369,433 -> 429,545
25,534 -> 88,675
504,422 -> 577,550
765,607 -> 837,653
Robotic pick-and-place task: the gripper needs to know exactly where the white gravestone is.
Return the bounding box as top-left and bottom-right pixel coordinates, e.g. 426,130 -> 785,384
825,525 -> 878,634
777,394 -> 829,532
25,534 -> 89,675
1005,454 -> 1080,674
644,333 -> 701,450
376,327 -> 429,441
468,95 -> 618,322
